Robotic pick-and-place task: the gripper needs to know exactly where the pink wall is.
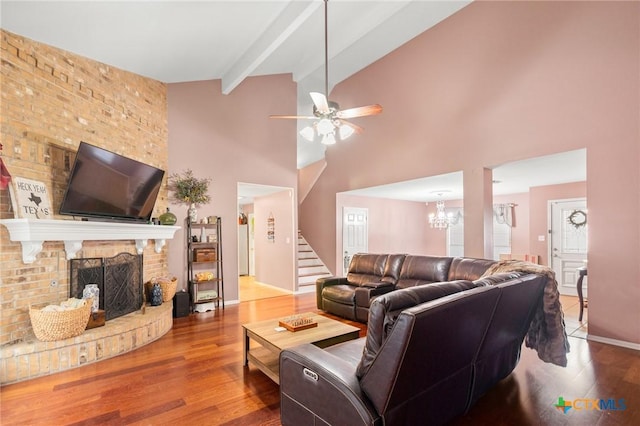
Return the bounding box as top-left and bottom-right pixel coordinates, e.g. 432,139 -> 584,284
298,159 -> 326,204
167,75 -> 298,303
299,2 -> 639,344
254,190 -> 296,291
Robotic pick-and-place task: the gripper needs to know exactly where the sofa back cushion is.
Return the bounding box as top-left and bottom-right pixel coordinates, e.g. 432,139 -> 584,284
381,254 -> 406,284
346,253 -> 389,286
448,257 -> 496,281
395,255 -> 453,289
357,279 -> 479,379
347,253 -> 406,286
358,285 -> 500,425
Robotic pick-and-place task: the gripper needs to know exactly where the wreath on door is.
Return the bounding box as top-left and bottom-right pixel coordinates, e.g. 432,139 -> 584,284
568,210 -> 587,228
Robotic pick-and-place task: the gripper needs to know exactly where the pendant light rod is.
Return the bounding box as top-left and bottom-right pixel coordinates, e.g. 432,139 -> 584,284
324,0 -> 329,98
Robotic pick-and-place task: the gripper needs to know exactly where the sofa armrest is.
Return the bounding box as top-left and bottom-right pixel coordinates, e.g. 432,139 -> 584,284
355,283 -> 395,311
361,281 -> 394,289
316,276 -> 348,309
280,344 -> 381,426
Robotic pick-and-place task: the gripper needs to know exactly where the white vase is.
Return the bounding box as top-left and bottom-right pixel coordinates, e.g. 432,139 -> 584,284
188,203 -> 197,222
82,284 -> 100,313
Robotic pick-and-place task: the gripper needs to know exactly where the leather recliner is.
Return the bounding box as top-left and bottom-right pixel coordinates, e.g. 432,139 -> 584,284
280,273 -> 546,426
316,253 -> 405,321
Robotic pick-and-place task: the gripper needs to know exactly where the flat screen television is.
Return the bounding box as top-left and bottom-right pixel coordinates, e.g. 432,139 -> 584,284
59,142 -> 165,223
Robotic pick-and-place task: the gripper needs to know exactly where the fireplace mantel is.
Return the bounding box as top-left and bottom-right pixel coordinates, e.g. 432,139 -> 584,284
1,218 -> 180,264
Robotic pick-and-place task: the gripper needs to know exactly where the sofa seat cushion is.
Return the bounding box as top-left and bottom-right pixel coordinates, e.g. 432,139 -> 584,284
324,338 -> 366,367
322,284 -> 357,305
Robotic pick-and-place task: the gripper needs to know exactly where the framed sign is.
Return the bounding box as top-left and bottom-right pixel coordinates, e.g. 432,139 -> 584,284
267,212 -> 275,242
9,177 -> 53,219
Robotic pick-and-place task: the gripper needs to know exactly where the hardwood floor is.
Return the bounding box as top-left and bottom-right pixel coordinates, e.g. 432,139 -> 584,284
1,294 -> 638,425
239,276 -> 290,302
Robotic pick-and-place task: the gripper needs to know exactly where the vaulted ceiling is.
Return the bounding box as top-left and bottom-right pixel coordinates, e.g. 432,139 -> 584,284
2,1 -> 586,201
1,0 -> 472,168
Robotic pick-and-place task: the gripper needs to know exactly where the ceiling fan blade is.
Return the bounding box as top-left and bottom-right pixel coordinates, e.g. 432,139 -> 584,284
310,92 -> 330,114
336,104 -> 383,119
339,120 -> 364,134
269,115 -> 317,120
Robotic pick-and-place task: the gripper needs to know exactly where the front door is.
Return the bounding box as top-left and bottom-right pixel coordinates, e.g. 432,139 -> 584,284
550,198 -> 588,296
342,207 -> 368,275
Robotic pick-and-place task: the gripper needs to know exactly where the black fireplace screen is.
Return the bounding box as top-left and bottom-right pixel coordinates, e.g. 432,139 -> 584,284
70,252 -> 143,321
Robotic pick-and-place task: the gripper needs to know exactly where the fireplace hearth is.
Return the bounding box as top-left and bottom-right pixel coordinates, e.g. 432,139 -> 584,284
70,252 -> 143,321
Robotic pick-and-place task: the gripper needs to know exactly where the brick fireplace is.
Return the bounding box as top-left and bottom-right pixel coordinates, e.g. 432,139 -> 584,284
0,219 -> 180,384
0,29 -> 174,384
70,252 -> 143,321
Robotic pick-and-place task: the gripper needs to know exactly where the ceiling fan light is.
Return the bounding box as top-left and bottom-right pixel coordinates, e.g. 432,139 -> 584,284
300,126 -> 315,142
317,118 -> 334,136
321,133 -> 336,145
339,124 -> 355,140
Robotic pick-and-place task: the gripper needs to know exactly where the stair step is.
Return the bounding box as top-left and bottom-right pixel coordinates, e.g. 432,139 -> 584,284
297,231 -> 331,288
299,258 -> 323,267
298,273 -> 332,285
298,269 -> 331,277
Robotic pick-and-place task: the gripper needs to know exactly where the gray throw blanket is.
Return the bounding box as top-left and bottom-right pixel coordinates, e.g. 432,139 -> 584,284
481,260 -> 570,367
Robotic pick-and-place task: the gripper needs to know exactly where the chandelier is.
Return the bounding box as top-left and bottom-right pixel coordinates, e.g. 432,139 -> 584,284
428,200 -> 453,230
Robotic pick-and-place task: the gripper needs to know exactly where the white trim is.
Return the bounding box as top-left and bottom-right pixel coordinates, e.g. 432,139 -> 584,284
1,218 -> 180,263
587,334 -> 640,351
294,286 -> 316,295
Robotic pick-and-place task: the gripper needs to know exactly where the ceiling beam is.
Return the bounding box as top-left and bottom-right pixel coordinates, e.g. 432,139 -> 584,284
293,1 -> 412,86
221,0 -> 320,95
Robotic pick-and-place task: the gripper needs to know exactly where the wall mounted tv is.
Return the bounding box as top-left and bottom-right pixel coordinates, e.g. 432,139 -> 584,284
59,142 -> 165,223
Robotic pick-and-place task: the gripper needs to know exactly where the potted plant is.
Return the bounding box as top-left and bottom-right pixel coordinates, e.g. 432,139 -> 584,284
168,169 -> 211,222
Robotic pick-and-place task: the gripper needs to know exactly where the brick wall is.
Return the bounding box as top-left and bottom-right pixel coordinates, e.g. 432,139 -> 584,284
0,30 -> 170,346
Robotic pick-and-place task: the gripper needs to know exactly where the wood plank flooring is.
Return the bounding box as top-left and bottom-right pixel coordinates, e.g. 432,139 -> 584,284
1,293 -> 638,425
239,276 -> 290,302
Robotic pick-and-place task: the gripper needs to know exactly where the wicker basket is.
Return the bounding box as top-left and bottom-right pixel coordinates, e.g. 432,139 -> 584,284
29,299 -> 92,342
145,277 -> 178,302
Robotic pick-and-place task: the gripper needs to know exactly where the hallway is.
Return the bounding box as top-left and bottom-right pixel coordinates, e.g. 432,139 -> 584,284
239,275 -> 291,302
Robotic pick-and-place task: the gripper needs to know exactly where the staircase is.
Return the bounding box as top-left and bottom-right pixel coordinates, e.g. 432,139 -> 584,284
297,232 -> 332,292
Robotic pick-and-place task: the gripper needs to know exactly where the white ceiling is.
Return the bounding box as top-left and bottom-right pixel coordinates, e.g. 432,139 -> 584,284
1,1 -> 586,203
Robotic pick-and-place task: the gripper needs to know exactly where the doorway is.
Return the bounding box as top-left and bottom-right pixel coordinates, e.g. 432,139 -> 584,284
549,198 -> 588,296
342,207 -> 368,275
237,182 -> 296,301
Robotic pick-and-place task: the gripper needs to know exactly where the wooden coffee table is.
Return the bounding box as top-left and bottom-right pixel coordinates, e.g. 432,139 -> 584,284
242,313 -> 360,384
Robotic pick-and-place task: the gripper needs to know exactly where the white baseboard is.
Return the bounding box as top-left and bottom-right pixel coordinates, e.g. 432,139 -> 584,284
587,334 -> 640,351
295,286 -> 316,294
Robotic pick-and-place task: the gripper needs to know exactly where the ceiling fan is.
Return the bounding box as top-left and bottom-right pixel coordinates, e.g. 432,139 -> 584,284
269,0 -> 383,145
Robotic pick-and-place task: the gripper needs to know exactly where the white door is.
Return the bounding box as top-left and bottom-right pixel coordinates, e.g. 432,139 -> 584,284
550,199 -> 588,296
447,218 -> 464,257
342,207 -> 368,275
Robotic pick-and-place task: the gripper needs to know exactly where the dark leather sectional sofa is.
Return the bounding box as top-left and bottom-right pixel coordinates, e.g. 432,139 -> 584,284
316,253 -> 499,323
280,253 -> 547,425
